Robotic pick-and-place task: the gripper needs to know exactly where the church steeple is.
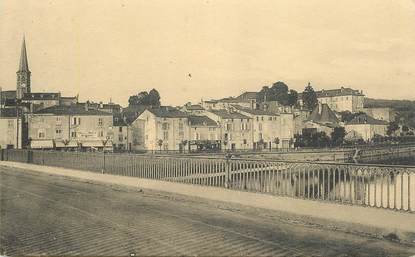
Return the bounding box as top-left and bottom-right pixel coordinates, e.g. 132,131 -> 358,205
16,36 -> 31,99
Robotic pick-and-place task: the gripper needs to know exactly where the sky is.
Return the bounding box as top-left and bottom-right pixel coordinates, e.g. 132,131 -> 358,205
1,0 -> 415,106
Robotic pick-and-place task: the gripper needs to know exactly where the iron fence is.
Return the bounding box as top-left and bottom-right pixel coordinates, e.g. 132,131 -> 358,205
1,149 -> 414,212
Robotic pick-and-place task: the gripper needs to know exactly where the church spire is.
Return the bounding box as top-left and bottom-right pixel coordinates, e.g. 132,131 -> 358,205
16,36 -> 31,99
18,36 -> 30,72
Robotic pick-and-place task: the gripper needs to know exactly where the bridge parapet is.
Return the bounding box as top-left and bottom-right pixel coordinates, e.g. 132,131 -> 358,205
1,149 -> 414,213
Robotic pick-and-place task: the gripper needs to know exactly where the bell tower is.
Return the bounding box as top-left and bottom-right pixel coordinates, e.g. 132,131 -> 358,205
16,36 -> 31,99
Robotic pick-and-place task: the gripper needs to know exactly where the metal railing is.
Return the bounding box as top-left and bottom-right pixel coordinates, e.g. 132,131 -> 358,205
1,149 -> 414,212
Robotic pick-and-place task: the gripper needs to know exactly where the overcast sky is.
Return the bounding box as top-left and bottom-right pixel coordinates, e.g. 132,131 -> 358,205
1,0 -> 415,106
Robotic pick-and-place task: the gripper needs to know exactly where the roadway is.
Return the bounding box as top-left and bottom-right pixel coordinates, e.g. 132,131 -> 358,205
1,166 -> 414,256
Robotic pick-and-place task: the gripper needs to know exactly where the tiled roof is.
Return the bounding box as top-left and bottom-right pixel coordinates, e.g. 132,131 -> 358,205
121,105 -> 147,124
346,113 -> 388,125
188,115 -> 218,127
298,87 -> 363,98
34,105 -> 111,116
23,92 -> 60,100
232,105 -> 278,116
307,104 -> 339,124
237,91 -> 258,100
186,104 -> 204,110
208,109 -> 251,119
147,106 -> 188,118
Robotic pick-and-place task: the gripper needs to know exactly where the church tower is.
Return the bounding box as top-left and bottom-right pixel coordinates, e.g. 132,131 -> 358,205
16,37 -> 31,99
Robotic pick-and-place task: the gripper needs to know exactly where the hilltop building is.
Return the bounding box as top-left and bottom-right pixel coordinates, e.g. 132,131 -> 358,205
299,87 -> 364,113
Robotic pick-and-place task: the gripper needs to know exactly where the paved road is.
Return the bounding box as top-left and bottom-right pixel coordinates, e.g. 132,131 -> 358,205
1,167 -> 414,256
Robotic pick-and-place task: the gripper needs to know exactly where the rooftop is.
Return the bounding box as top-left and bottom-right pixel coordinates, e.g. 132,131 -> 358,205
232,105 -> 278,116
34,105 -> 112,116
237,91 -> 258,100
188,115 -> 218,127
185,104 -> 204,111
208,109 -> 251,119
307,104 -> 339,125
147,106 -> 188,118
346,113 -> 388,125
22,92 -> 60,100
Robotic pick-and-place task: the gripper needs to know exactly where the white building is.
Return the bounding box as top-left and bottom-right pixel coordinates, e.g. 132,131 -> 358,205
0,108 -> 22,149
345,113 -> 388,141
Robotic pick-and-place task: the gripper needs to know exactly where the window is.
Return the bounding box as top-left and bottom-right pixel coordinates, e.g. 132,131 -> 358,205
118,134 -> 124,142
56,117 -> 61,123
71,131 -> 77,138
38,129 -> 45,139
55,129 -> 62,134
98,118 -> 103,126
226,123 -> 232,131
7,120 -> 14,128
162,123 -> 169,130
268,117 -> 272,121
119,127 -> 123,132
99,131 -> 104,137
72,117 -> 81,125
179,122 -> 183,130
163,131 -> 169,140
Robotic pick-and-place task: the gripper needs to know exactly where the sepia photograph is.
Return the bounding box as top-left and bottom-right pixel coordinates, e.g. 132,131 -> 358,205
0,0 -> 415,256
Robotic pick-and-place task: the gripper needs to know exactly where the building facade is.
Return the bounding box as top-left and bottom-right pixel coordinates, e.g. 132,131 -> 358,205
345,113 -> 388,141
0,108 -> 22,149
27,105 -> 113,150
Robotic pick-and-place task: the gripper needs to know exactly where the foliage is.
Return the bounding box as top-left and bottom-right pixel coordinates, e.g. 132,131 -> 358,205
256,81 -> 298,106
128,89 -> 161,107
331,127 -> 346,146
387,121 -> 400,136
339,111 -> 365,123
301,83 -> 318,110
294,130 -> 331,148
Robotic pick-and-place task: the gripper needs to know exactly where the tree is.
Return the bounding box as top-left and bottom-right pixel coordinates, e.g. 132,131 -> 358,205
157,139 -> 163,151
287,89 -> 298,106
387,121 -> 399,136
257,86 -> 271,103
273,137 -> 280,149
148,89 -> 161,107
271,81 -> 289,105
128,89 -> 161,107
331,127 -> 346,146
302,82 -> 318,110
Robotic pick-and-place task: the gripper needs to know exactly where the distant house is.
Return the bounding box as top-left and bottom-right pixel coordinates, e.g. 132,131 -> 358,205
187,115 -> 221,151
27,105 -> 113,151
231,105 -> 287,149
299,87 -> 364,113
202,97 -> 254,110
0,108 -> 22,149
130,107 -> 189,151
22,92 -> 61,112
362,107 -> 396,123
345,113 -> 388,141
304,103 -> 340,136
181,103 -> 205,115
112,113 -> 129,151
204,109 -> 252,150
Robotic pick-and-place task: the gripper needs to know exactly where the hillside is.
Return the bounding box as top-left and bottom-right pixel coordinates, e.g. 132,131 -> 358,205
364,98 -> 415,127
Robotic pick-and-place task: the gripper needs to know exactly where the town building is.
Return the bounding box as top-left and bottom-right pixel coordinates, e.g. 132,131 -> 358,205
27,105 -> 113,151
129,107 -> 189,151
202,97 -> 254,110
362,107 -> 396,123
230,105 -> 283,150
112,114 -> 129,151
299,86 -> 364,113
304,103 -> 341,137
187,115 -> 221,151
345,113 -> 388,141
0,108 -> 22,149
204,109 -> 252,150
181,103 -> 205,115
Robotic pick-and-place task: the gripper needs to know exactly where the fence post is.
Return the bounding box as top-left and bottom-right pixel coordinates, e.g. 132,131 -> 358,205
225,154 -> 231,189
102,151 -> 106,174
